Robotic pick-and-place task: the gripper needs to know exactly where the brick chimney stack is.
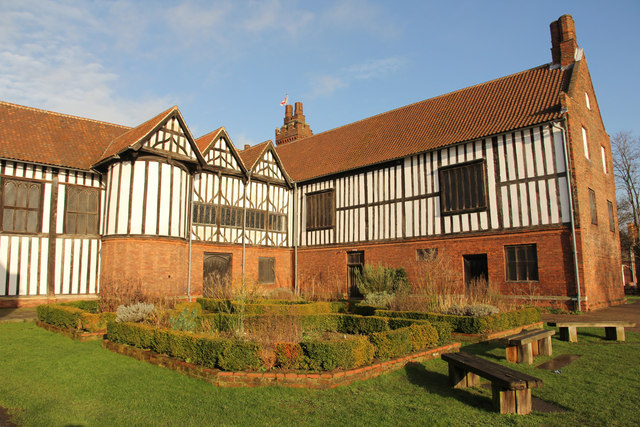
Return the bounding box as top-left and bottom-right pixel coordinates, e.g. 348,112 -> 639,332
550,14 -> 579,67
275,101 -> 313,145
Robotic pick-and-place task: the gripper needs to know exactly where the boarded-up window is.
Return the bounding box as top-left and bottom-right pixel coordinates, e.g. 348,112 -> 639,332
306,189 -> 335,231
268,213 -> 287,232
1,179 -> 42,233
192,202 -> 217,225
258,257 -> 275,284
65,186 -> 99,235
439,160 -> 487,215
505,244 -> 538,281
589,188 -> 597,224
608,200 -> 615,232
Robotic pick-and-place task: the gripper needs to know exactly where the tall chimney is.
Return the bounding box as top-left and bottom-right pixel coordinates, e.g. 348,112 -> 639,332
550,14 -> 578,67
275,101 -> 313,145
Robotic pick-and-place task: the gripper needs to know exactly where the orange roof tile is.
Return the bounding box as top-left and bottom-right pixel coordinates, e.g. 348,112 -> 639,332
0,101 -> 129,170
275,64 -> 571,182
195,127 -> 224,153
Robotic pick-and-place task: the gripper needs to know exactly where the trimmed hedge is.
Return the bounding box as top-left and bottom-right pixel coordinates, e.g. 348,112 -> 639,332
37,303 -> 114,332
107,321 -> 262,371
369,323 -> 438,360
60,300 -> 99,313
374,307 -> 541,334
196,298 -> 333,315
301,335 -> 374,371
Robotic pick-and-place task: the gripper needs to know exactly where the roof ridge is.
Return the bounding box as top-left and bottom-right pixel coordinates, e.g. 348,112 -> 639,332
281,63 -> 552,147
0,100 -> 131,129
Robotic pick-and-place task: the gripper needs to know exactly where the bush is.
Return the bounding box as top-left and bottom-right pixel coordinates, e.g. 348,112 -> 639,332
274,342 -> 305,369
60,300 -> 98,313
37,304 -> 81,329
115,302 -> 155,323
339,315 -> 389,335
196,298 -> 333,315
466,304 -> 499,317
302,335 -> 374,371
362,292 -> 395,309
356,263 -> 410,296
169,306 -> 199,331
369,328 -> 412,360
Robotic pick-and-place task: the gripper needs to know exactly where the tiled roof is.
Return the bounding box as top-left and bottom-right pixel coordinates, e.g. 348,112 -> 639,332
98,106 -> 177,161
0,101 -> 129,170
239,140 -> 270,170
275,64 -> 572,182
195,127 -> 224,153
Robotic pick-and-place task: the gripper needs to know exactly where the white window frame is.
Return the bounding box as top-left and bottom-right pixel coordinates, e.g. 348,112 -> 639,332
585,92 -> 591,110
601,146 -> 607,174
582,127 -> 590,159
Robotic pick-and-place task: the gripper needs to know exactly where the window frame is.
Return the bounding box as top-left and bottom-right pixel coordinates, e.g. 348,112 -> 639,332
438,159 -> 488,215
305,189 -> 335,231
192,202 -> 217,226
585,92 -> 591,110
258,257 -> 276,284
582,127 -> 590,159
64,185 -> 100,236
608,200 -> 615,232
504,244 -> 539,282
601,146 -> 607,174
1,177 -> 43,234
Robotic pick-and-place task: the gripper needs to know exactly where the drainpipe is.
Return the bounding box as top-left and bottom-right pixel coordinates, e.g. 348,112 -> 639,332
187,172 -> 195,302
242,172 -> 252,297
552,119 -> 582,312
293,182 -> 298,296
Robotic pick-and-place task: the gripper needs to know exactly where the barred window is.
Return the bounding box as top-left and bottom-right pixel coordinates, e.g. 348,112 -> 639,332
268,213 -> 287,232
505,244 -> 539,282
258,257 -> 275,284
220,206 -> 243,228
65,186 -> 99,235
1,179 -> 42,233
192,203 -> 217,225
306,189 -> 335,231
245,210 -> 266,230
439,160 -> 487,215
589,188 -> 597,225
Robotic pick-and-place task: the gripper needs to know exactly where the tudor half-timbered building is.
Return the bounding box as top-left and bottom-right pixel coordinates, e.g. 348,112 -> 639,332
0,15 -> 624,310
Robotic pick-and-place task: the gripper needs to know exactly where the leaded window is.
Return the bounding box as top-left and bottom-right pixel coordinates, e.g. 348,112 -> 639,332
1,179 -> 42,233
65,186 -> 99,235
439,160 -> 487,215
505,244 -> 539,282
306,189 -> 335,231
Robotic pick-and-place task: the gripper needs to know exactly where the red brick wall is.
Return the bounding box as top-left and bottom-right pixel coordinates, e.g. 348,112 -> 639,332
100,236 -> 189,296
297,227 -> 580,307
562,58 -> 625,310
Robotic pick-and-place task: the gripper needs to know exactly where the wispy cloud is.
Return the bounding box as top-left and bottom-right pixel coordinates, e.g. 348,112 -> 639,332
308,56 -> 406,98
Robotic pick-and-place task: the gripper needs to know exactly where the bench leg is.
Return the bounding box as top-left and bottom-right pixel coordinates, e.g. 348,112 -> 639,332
449,365 -> 480,388
605,326 -> 626,341
539,336 -> 553,357
559,326 -> 577,342
517,343 -> 533,364
491,386 -> 532,415
531,340 -> 540,357
506,345 -> 518,363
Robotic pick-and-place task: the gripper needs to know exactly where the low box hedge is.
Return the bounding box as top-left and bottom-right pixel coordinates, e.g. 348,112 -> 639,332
37,303 -> 114,332
369,323 -> 438,360
301,335 -> 374,371
196,298 -> 333,315
374,307 -> 540,334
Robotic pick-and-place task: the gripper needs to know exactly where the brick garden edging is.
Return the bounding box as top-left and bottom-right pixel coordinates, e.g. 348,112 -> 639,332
102,339 -> 461,389
451,321 -> 544,342
36,320 -> 105,342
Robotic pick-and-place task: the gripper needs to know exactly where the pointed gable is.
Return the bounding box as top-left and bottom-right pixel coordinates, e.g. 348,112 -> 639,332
95,106 -> 203,167
195,127 -> 245,173
240,141 -> 291,185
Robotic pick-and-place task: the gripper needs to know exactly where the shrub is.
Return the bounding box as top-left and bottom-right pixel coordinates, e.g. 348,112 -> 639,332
37,304 -> 81,329
407,323 -> 438,351
115,302 -> 155,323
466,304 -> 499,317
169,306 -> 199,332
356,263 -> 409,296
369,328 -> 412,360
302,335 -> 374,371
60,300 -> 99,313
339,315 -> 389,335
363,292 -> 395,309
274,342 -> 305,369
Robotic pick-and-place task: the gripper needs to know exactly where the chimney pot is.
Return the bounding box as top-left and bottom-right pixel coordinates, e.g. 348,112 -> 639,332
550,14 -> 578,67
284,105 -> 293,122
244,144 -> 250,150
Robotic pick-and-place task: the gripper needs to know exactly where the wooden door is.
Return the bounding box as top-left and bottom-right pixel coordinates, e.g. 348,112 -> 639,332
347,251 -> 364,298
203,253 -> 232,297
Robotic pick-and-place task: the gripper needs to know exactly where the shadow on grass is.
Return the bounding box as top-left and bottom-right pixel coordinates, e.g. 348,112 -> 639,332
458,340 -> 504,362
404,362 -> 493,413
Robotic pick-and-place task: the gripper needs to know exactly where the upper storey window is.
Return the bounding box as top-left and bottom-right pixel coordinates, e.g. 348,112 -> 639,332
1,178 -> 42,234
306,189 -> 335,231
439,160 -> 487,215
65,186 -> 99,235
601,146 -> 608,174
582,127 -> 590,159
585,92 -> 591,110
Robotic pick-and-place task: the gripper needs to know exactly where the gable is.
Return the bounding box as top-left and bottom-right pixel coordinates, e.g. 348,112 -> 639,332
252,150 -> 286,182
202,136 -> 243,172
142,114 -> 197,160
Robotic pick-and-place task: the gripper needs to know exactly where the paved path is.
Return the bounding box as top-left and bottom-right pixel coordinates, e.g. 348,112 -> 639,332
542,299 -> 640,332
0,307 -> 37,323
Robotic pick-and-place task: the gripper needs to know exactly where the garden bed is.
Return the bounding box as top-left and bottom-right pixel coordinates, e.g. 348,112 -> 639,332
102,338 -> 460,389
36,301 -> 114,340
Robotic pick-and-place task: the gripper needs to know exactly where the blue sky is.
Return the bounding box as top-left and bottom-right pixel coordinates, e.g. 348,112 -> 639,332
1,1 -> 639,148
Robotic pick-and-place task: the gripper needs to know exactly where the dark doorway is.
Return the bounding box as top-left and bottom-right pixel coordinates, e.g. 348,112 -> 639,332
203,253 -> 232,297
463,254 -> 488,293
347,251 -> 365,298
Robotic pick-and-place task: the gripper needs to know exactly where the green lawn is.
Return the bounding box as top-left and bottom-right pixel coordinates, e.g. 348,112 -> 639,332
1,322 -> 639,426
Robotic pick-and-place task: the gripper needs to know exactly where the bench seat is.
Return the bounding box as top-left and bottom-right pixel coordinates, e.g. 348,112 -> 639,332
547,321 -> 636,342
441,352 -> 543,414
503,329 -> 555,364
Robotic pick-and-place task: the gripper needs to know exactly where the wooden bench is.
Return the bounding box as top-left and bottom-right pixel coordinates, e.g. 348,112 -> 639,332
441,352 -> 543,414
502,329 -> 555,364
547,321 -> 636,342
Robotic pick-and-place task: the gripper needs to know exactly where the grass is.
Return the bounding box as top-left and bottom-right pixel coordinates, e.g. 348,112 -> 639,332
1,322 -> 639,426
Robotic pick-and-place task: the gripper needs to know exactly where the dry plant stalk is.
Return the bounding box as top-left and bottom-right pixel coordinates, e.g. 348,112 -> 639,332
299,271 -> 346,301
